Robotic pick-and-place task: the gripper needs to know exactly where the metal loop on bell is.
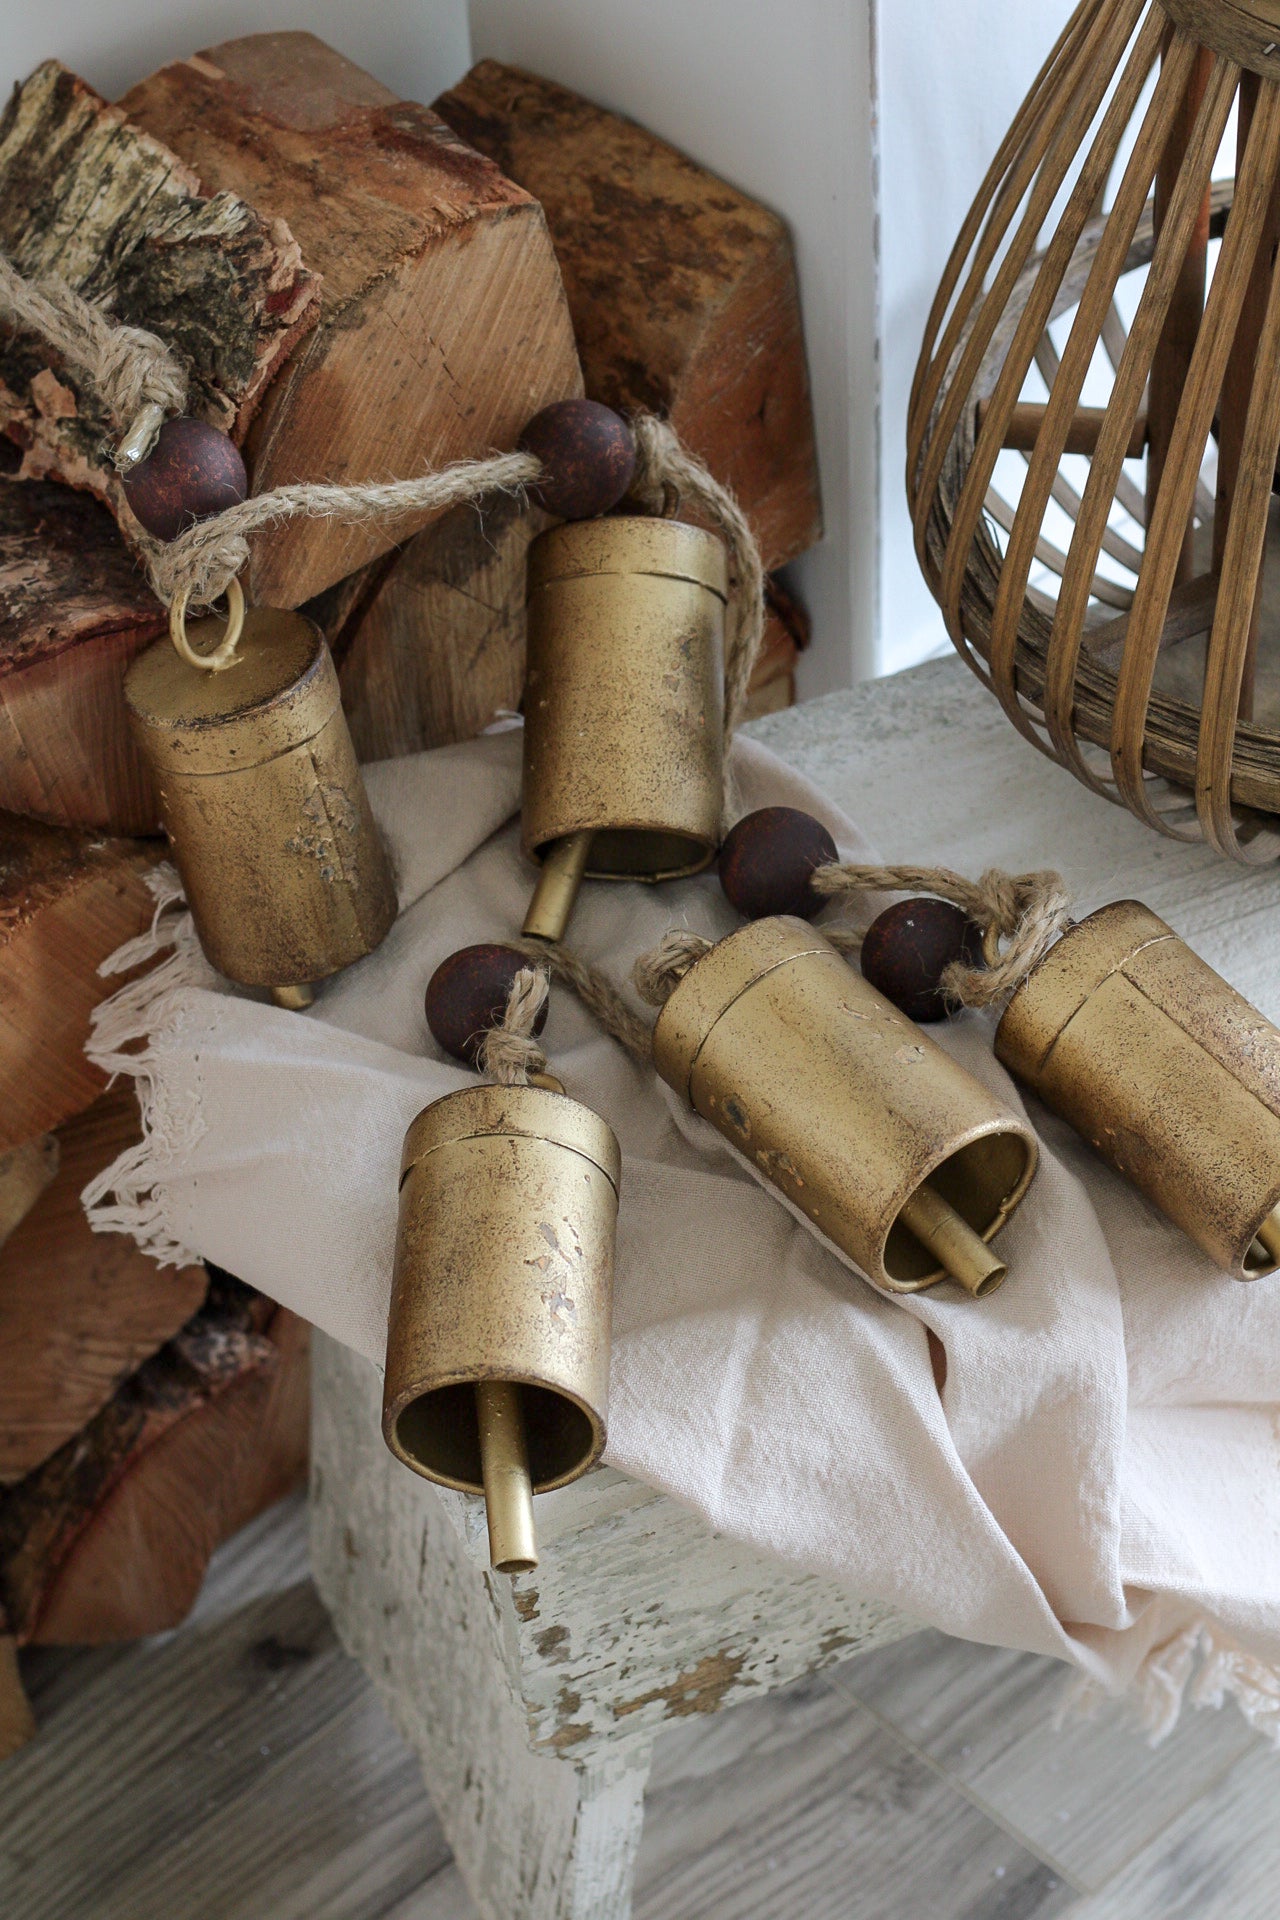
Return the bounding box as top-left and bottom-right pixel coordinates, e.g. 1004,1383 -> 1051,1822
168,576 -> 247,673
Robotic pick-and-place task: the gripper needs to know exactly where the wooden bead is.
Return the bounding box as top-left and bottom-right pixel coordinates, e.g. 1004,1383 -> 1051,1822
718,807 -> 839,921
860,898 -> 982,1023
425,944 -> 548,1066
122,418 -> 249,543
519,399 -> 636,520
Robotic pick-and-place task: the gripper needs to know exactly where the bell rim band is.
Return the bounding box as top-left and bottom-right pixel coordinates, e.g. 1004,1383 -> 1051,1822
381,1368 -> 608,1498
399,1082 -> 622,1192
168,575 -> 247,673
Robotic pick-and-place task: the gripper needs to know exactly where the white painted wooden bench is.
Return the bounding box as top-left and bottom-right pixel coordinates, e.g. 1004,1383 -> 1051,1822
310,656 -> 1280,1920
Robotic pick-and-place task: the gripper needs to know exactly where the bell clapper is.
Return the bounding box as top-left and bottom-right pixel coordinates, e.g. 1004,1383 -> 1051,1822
1249,1207 -> 1280,1271
898,1183 -> 1007,1297
475,1378 -> 539,1574
271,983 -> 316,1011
522,830 -> 595,943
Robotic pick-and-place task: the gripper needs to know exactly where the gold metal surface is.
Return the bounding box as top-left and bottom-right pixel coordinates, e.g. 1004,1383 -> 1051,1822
125,606 -> 397,992
383,1085 -> 619,1567
522,518 -> 727,927
522,829 -> 594,943
169,577 -> 246,672
271,983 -> 316,1011
898,1184 -> 1008,1297
476,1379 -> 538,1573
115,401 -> 167,472
653,917 -> 1038,1297
997,900 -> 1280,1281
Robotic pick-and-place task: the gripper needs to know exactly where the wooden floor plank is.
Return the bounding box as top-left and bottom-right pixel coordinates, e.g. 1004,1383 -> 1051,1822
632,1672 -> 1077,1920
831,1630 -> 1260,1891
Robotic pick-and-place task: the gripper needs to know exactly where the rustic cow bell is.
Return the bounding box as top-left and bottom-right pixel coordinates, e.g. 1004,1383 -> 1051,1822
996,901 -> 1280,1281
521,515 -> 727,942
124,593 -> 397,1007
383,1083 -> 619,1572
652,917 -> 1038,1297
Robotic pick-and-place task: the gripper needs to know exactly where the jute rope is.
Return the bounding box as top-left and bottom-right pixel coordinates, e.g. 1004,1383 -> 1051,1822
633,863 -> 1073,1012
476,966 -> 553,1086
0,256 -> 187,465
0,251 -> 767,773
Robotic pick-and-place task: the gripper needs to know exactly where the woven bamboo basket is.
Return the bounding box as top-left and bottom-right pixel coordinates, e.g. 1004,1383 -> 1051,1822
909,0 -> 1280,862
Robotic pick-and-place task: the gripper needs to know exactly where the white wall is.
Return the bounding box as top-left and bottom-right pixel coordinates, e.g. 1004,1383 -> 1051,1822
875,0 -> 1079,674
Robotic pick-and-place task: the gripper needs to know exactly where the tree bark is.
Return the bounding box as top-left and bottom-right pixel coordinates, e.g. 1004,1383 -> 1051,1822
0,61 -> 318,519
0,810 -> 161,1153
433,61 -> 823,575
0,1271 -> 308,1645
0,480 -> 166,833
123,33 -> 583,608
0,1086 -> 209,1484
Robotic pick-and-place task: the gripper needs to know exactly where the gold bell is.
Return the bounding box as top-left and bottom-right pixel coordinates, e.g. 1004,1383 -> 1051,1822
124,588 -> 397,1006
996,901 -> 1280,1281
383,1083 -> 619,1572
521,516 -> 727,943
652,917 -> 1038,1297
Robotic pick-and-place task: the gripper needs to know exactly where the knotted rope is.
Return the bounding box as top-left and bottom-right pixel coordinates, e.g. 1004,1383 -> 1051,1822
0,256 -> 187,466
633,864 -> 1073,1012
476,967 -> 552,1086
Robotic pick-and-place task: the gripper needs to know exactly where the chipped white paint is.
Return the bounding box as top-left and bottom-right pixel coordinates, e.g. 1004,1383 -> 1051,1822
310,1335 -> 913,1920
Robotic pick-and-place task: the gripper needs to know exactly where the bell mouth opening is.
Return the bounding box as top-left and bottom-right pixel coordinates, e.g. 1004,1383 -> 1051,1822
1242,1205 -> 1280,1280
538,828 -> 715,883
391,1378 -> 601,1494
884,1129 -> 1035,1293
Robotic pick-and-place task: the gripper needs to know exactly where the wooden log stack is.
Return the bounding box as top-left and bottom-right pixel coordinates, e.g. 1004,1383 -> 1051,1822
0,34 -> 822,1754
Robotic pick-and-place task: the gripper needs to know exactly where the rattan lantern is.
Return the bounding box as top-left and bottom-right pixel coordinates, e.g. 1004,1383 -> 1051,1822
910,0 -> 1280,861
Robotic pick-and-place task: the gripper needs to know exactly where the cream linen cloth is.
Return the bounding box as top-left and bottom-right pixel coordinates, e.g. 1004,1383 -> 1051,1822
86,728 -> 1280,1740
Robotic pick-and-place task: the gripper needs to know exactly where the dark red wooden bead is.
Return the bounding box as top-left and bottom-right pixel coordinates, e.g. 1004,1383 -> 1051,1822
122,417 -> 249,543
860,898 -> 983,1023
718,807 -> 839,921
519,399 -> 637,520
425,944 -> 549,1066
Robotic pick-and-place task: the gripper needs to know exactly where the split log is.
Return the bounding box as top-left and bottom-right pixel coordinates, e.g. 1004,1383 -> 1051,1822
0,1136 -> 58,1255
0,1630 -> 34,1759
0,61 -> 319,522
745,576 -> 811,720
123,32 -> 583,608
0,812 -> 161,1154
0,1271 -> 309,1644
434,61 -> 822,573
0,1085 -> 208,1483
0,480 -> 164,832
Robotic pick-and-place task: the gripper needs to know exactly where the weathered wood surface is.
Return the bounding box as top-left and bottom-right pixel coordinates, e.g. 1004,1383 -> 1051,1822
0,1086 -> 208,1483
0,811 -> 160,1153
0,1271 -> 308,1644
434,61 -> 822,576
0,61 -> 318,515
0,1135 -> 58,1254
0,1630 -> 34,1760
0,480 -> 164,831
123,33 -> 583,609
312,1333 -> 911,1920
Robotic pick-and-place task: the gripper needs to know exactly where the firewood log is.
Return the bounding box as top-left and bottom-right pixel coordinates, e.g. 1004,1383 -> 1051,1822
0,480 -> 164,832
0,812 -> 161,1153
0,1086 -> 208,1484
0,61 -> 319,524
123,32 -> 583,608
0,1136 -> 58,1255
0,1629 -> 34,1760
433,61 -> 823,574
0,1271 -> 308,1645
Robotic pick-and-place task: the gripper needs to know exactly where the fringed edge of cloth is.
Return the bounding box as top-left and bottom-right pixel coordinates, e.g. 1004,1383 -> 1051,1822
1060,1620 -> 1280,1748
80,866 -> 216,1271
